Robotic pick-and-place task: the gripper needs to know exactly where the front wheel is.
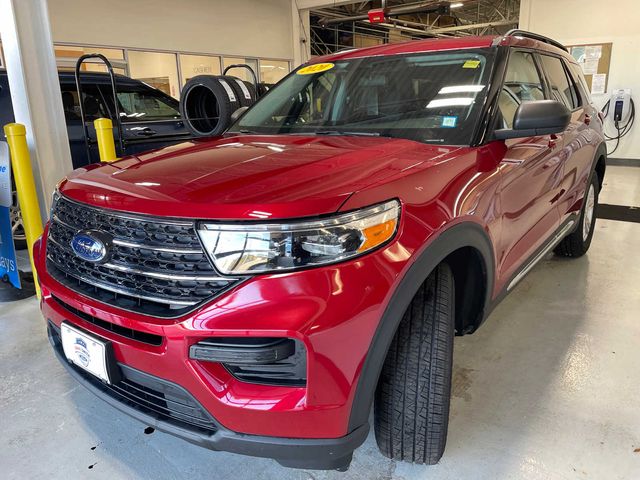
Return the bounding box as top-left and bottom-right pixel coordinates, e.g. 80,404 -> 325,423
554,175 -> 599,258
374,263 -> 455,464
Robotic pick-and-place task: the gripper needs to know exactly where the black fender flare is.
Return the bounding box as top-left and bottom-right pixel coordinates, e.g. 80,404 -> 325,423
592,141 -> 607,184
347,221 -> 495,432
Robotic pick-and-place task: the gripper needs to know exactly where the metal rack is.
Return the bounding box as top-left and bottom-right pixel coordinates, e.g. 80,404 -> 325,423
74,54 -> 125,163
223,63 -> 259,94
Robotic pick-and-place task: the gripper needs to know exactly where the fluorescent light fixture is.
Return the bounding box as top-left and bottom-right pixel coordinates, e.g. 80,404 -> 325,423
439,85 -> 485,94
450,2 -> 464,8
427,97 -> 474,108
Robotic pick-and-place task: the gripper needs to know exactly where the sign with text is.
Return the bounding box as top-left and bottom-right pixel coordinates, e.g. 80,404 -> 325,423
0,142 -> 20,289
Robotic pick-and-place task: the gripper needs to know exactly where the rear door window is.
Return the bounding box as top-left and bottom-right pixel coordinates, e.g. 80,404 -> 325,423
498,51 -> 545,129
60,84 -> 110,122
540,54 -> 579,110
109,86 -> 181,122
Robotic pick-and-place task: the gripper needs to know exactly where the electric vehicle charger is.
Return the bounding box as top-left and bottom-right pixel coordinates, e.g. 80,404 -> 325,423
601,89 -> 635,155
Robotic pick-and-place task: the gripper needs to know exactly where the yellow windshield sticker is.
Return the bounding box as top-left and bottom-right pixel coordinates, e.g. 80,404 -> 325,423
297,63 -> 335,75
463,60 -> 481,69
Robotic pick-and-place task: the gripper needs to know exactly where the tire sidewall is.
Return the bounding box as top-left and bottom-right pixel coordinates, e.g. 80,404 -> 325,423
222,75 -> 254,108
580,174 -> 599,250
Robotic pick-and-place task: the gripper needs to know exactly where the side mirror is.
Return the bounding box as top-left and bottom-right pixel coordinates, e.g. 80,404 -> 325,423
230,106 -> 249,124
494,100 -> 570,140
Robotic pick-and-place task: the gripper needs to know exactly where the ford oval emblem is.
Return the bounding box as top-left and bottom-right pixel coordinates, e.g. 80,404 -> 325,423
70,230 -> 110,263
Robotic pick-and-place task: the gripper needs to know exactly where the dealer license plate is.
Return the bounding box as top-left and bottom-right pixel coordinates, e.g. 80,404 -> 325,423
61,322 -> 111,384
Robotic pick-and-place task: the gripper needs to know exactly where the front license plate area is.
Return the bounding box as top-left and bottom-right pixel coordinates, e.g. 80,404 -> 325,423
61,322 -> 114,384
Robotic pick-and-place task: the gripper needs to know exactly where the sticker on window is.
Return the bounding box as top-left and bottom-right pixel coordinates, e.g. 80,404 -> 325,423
297,63 -> 335,75
441,116 -> 458,128
462,60 -> 481,69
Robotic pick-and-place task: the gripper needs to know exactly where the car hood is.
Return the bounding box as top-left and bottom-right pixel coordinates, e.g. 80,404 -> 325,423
60,134 -> 460,220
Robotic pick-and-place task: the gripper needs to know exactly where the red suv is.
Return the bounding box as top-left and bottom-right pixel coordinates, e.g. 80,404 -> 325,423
35,30 -> 606,471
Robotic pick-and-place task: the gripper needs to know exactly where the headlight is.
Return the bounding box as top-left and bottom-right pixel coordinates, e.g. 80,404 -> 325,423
197,199 -> 400,275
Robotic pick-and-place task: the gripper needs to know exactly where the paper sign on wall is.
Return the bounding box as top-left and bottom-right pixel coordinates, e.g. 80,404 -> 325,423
591,73 -> 607,95
570,46 -> 586,63
582,59 -> 599,76
585,45 -> 602,60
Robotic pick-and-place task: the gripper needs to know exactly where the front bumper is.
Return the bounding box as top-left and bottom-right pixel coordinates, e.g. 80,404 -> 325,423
47,320 -> 367,470
34,210 -> 424,468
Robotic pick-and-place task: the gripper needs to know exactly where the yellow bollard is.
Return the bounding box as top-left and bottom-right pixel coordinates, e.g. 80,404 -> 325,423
94,118 -> 118,162
3,123 -> 43,298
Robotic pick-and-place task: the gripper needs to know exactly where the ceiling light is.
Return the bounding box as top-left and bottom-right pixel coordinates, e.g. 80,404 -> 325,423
450,2 -> 464,8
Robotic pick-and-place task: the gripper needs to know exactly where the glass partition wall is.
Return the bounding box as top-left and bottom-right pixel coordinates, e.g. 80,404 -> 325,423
179,54 -> 222,83
0,39 -> 291,99
46,43 -> 290,99
127,50 -> 181,98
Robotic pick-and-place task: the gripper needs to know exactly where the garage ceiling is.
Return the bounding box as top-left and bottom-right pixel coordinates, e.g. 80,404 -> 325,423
310,0 -> 520,55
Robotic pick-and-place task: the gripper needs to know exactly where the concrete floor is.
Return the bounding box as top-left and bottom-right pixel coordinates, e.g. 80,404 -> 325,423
1,166 -> 639,480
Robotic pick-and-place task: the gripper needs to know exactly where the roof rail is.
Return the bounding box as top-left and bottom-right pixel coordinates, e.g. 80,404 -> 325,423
503,29 -> 568,52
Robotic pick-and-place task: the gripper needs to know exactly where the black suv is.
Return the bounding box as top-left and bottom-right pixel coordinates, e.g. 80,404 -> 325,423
1,69 -> 190,246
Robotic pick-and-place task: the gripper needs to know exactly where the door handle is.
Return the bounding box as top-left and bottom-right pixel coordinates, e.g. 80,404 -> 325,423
548,134 -> 559,148
136,128 -> 156,137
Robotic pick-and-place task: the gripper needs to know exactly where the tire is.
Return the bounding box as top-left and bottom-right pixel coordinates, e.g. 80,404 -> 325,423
179,75 -> 240,137
374,263 -> 455,464
554,174 -> 599,258
242,80 -> 257,102
10,191 -> 27,250
221,75 -> 255,107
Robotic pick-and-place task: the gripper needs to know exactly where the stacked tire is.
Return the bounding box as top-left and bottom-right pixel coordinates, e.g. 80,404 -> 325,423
180,75 -> 257,137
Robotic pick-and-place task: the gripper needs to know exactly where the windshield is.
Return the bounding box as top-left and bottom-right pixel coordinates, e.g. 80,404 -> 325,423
231,48 -> 494,145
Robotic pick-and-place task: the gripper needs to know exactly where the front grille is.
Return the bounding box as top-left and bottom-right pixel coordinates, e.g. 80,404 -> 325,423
49,321 -> 218,434
46,194 -> 242,317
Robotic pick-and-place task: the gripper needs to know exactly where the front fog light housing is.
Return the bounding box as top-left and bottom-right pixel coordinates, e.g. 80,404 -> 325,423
197,199 -> 400,275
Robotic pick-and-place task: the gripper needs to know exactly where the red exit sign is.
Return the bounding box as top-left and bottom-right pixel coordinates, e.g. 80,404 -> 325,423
368,8 -> 388,23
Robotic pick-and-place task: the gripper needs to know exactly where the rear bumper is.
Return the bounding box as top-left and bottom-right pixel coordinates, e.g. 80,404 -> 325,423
47,320 -> 367,470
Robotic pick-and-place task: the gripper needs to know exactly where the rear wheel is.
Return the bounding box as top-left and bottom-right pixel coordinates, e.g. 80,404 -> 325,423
554,175 -> 599,258
374,263 -> 455,464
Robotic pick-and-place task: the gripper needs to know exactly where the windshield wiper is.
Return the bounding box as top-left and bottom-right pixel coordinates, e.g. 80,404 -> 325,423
312,130 -> 381,137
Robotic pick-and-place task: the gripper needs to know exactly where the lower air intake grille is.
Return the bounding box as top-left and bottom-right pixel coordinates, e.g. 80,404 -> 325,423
49,321 -> 217,434
52,295 -> 163,346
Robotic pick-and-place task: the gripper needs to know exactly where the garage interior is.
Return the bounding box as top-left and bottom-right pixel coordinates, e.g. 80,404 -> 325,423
1,0 -> 639,479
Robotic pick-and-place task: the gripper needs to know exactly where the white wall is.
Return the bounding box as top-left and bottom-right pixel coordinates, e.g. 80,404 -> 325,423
47,0 -> 294,61
520,0 -> 640,159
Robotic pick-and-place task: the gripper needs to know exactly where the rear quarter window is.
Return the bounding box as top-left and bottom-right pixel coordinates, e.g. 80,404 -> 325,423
566,61 -> 590,106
